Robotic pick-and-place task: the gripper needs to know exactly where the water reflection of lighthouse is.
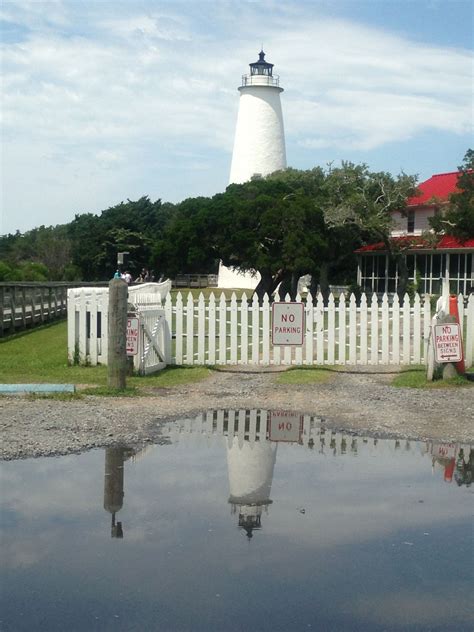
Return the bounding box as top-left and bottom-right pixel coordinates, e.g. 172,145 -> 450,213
226,435 -> 278,539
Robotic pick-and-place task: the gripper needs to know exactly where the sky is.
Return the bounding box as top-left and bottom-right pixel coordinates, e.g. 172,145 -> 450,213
1,0 -> 472,235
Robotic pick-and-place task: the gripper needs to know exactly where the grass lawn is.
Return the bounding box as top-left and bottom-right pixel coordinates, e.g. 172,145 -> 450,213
0,321 -> 212,392
275,367 -> 335,385
392,365 -> 474,389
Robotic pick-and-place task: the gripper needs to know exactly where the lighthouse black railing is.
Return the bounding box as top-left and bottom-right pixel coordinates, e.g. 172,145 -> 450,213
241,74 -> 280,87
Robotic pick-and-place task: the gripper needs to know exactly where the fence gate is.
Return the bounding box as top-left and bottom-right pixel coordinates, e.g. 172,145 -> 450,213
135,307 -> 168,375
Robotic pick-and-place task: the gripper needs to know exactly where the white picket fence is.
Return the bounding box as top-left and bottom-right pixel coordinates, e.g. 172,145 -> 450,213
68,289 -> 473,370
67,287 -> 168,374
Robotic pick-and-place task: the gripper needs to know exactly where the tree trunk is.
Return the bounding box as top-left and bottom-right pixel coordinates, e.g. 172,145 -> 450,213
254,270 -> 274,303
397,254 -> 409,299
319,262 -> 330,302
278,273 -> 292,300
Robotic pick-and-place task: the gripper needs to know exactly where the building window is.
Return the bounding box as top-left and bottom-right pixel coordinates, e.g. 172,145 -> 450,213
407,209 -> 415,233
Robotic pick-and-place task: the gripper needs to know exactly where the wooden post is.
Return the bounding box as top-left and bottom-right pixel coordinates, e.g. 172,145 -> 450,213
107,278 -> 128,389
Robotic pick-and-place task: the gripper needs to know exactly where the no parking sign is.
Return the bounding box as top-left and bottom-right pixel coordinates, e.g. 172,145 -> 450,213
126,317 -> 140,356
272,302 -> 304,346
433,323 -> 462,363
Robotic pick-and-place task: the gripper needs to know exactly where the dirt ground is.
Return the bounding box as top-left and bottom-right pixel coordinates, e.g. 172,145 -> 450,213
1,366 -> 473,460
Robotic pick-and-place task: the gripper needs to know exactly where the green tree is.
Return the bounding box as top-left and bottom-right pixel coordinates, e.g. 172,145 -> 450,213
429,149 -> 474,240
154,197 -> 217,277
320,163 -> 417,298
69,197 -> 171,280
216,171 -> 328,299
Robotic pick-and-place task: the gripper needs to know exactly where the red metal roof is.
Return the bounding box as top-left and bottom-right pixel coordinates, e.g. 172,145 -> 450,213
407,171 -> 460,206
356,235 -> 474,254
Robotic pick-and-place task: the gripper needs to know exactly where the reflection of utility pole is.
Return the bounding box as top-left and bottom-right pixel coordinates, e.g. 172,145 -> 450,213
104,447 -> 126,538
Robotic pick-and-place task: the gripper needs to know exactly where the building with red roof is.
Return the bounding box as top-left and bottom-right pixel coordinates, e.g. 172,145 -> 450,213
356,171 -> 473,296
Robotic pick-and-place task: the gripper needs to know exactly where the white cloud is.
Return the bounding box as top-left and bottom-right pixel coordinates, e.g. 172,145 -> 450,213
1,1 -> 472,232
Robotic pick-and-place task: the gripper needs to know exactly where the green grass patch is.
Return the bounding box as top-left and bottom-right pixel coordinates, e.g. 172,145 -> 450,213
275,367 -> 334,385
392,365 -> 474,389
0,321 -> 109,385
0,321 -> 213,393
25,392 -> 84,401
129,365 -> 213,389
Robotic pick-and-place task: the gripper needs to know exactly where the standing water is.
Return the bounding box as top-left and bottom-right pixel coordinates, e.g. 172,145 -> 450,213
0,409 -> 472,631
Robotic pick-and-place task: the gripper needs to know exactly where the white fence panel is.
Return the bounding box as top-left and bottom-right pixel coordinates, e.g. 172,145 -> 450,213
68,289 -> 473,370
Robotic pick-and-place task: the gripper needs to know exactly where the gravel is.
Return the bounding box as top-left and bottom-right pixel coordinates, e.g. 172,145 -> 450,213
1,366 -> 473,460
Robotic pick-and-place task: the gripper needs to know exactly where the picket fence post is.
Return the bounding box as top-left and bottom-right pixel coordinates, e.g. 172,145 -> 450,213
304,292 -> 313,365
381,294 -> 389,363
402,293 -> 411,364
197,292 -> 205,364
251,293 -> 259,364
370,293 -> 378,365
466,294 -> 474,368
348,293 -> 357,364
240,293 -> 249,365
208,293 -> 216,365
360,293 -> 367,365
316,293 -> 324,365
218,293 -> 226,364
391,294 -> 399,364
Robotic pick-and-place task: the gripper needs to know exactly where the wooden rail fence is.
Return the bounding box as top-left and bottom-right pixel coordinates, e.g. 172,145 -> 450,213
0,282 -> 108,337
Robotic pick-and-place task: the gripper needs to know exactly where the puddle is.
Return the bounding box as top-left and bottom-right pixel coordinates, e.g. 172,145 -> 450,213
0,409 -> 472,631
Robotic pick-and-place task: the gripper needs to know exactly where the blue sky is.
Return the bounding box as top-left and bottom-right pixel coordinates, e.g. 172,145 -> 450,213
1,0 -> 472,234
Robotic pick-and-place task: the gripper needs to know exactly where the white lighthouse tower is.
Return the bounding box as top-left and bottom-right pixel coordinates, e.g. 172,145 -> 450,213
229,50 -> 287,184
218,50 -> 287,289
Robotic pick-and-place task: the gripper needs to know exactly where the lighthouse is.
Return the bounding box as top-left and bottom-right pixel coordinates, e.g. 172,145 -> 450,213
226,435 -> 278,539
218,50 -> 287,289
229,50 -> 287,183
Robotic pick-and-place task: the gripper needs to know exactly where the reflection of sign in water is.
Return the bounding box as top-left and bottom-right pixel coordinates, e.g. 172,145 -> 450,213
126,317 -> 139,356
433,323 -> 462,363
269,411 -> 303,442
430,442 -> 457,460
272,302 -> 304,346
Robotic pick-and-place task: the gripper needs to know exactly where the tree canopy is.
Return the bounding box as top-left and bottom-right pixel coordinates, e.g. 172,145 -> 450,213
3,152 -> 472,294
429,149 -> 474,240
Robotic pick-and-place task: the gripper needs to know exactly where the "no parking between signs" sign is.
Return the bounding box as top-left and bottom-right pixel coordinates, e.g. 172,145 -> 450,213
433,322 -> 462,363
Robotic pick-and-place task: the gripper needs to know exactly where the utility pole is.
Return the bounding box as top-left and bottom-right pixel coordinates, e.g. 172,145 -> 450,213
107,278 -> 128,389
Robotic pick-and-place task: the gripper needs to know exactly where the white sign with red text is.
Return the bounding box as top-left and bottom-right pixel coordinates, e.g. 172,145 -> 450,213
272,302 -> 304,346
126,317 -> 140,356
433,323 -> 462,363
429,442 -> 458,460
268,411 -> 303,443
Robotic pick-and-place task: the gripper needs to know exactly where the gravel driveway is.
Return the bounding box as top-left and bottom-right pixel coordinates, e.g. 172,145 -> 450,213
1,366 -> 473,460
